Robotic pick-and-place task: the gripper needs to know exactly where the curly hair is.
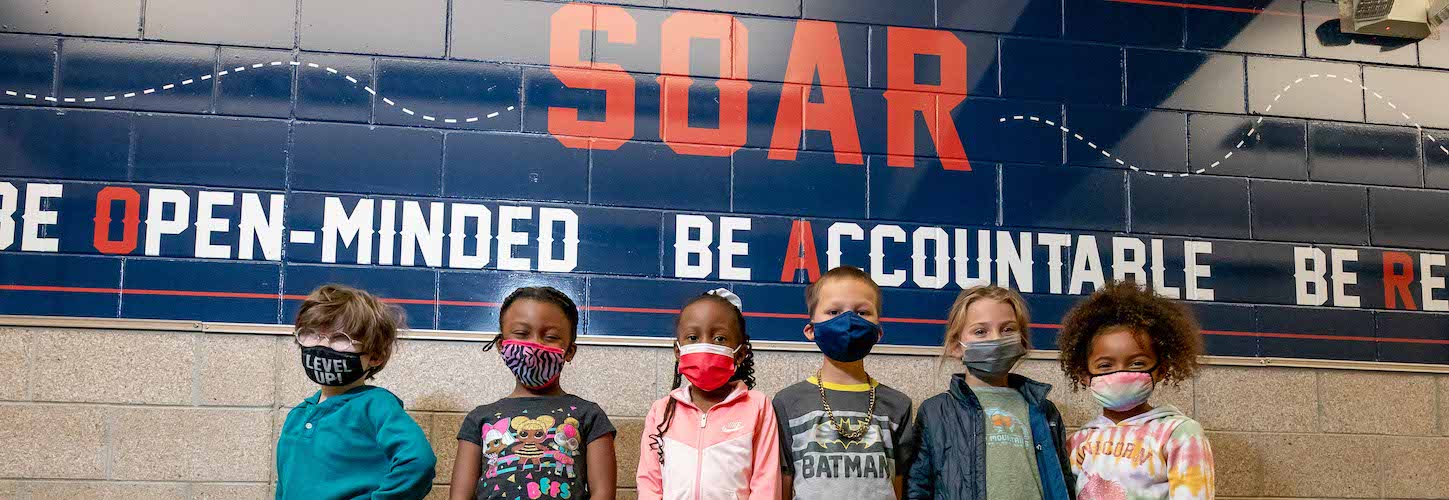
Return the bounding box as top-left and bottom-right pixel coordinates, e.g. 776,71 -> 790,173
484,286 -> 580,351
1057,281 -> 1203,390
294,284 -> 406,379
651,292 -> 756,464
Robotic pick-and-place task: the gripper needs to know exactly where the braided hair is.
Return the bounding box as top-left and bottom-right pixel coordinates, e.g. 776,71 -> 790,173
650,292 -> 756,464
483,286 -> 580,351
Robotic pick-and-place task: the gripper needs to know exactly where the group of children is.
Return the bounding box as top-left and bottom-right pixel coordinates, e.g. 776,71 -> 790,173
275,266 -> 1215,500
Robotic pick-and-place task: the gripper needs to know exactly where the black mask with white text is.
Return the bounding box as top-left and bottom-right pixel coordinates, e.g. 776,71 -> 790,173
301,345 -> 368,386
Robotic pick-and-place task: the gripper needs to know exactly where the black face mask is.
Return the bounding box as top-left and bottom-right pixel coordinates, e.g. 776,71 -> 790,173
301,345 -> 369,386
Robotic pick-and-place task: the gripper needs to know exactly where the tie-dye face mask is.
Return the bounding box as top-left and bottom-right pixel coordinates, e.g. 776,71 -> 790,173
1088,370 -> 1156,411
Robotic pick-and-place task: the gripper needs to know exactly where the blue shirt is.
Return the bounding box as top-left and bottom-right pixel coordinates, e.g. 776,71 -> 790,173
276,385 -> 437,500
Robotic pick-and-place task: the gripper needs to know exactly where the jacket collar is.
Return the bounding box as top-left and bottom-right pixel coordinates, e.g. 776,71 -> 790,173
948,373 -> 1053,407
668,380 -> 749,411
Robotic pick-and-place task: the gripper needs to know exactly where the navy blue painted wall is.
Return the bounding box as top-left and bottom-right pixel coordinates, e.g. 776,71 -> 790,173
1,0 -> 1448,364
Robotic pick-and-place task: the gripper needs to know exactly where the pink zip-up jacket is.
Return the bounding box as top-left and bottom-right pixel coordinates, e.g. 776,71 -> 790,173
636,381 -> 782,500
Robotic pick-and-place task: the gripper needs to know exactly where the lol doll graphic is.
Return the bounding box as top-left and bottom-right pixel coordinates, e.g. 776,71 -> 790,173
511,416 -> 555,468
482,419 -> 517,478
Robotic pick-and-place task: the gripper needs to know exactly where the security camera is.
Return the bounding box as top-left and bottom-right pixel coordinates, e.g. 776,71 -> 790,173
1338,0 -> 1440,39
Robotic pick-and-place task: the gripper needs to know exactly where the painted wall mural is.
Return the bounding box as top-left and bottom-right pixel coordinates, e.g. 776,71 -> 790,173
1,0 -> 1447,365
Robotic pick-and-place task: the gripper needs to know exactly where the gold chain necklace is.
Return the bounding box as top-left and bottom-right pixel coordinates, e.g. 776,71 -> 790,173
815,368 -> 877,441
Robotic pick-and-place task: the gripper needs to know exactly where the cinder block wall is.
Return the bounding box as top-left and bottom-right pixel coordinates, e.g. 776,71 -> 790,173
1,327 -> 1445,499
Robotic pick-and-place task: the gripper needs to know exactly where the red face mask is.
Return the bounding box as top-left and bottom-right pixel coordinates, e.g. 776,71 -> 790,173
677,342 -> 740,391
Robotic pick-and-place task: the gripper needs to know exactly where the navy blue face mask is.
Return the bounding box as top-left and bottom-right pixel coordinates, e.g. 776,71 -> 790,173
810,311 -> 882,362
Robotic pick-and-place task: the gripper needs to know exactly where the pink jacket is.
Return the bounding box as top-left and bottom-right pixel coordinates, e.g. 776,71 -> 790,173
636,381 -> 782,500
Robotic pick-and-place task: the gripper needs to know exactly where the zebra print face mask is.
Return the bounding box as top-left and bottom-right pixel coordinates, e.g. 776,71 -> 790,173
499,339 -> 567,389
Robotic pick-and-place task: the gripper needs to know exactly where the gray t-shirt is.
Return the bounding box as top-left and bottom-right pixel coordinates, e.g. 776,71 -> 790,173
773,378 -> 917,500
974,386 -> 1043,500
457,395 -> 615,500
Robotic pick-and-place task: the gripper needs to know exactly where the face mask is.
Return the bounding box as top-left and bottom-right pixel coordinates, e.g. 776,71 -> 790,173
301,346 -> 369,386
677,342 -> 741,391
1089,370 -> 1156,411
499,339 -> 567,389
811,311 -> 882,362
960,335 -> 1028,379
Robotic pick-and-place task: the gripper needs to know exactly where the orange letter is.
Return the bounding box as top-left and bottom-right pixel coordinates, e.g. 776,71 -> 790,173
883,27 -> 969,170
93,186 -> 140,255
780,220 -> 821,282
768,21 -> 862,165
659,12 -> 751,157
548,4 -> 637,150
1383,251 -> 1418,310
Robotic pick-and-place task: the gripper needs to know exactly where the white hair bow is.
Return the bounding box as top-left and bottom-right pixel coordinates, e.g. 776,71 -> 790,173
705,288 -> 743,310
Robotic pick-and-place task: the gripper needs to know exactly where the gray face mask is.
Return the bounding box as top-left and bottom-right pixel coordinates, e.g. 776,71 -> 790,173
960,335 -> 1028,379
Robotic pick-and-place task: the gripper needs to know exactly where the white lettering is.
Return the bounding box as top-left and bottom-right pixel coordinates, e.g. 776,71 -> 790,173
954,229 -> 992,288
674,215 -> 713,278
996,232 -> 1032,293
193,191 -> 234,259
827,222 -> 864,270
144,188 -> 190,256
0,182 -> 17,251
322,197 -> 374,264
718,217 -> 751,280
1293,247 -> 1328,306
496,206 -> 532,271
912,227 -> 950,289
1422,253 -> 1448,312
1150,239 -> 1181,299
239,193 -> 283,261
377,199 -> 397,265
21,183 -> 63,252
1330,248 -> 1360,308
448,203 -> 491,269
1069,235 -> 1105,295
1183,241 -> 1215,301
870,225 -> 907,287
1037,233 -> 1070,294
400,201 -> 445,267
538,208 -> 579,273
1112,237 -> 1147,285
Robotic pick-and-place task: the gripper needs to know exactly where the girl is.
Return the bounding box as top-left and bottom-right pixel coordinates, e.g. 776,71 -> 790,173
636,289 -> 780,500
451,287 -> 617,500
276,284 -> 436,500
1057,281 -> 1214,500
907,285 -> 1073,500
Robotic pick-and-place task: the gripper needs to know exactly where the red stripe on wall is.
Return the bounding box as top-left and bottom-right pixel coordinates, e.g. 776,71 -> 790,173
4,283 -> 1447,345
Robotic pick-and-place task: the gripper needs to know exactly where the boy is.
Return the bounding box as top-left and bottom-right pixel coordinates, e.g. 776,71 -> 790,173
773,266 -> 918,500
276,284 -> 437,500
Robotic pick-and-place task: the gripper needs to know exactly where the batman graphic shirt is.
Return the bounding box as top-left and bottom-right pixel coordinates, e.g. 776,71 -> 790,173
773,377 -> 918,500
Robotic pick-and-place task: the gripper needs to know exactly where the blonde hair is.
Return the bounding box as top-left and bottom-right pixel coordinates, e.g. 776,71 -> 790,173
804,266 -> 882,315
294,284 -> 405,377
940,285 -> 1031,365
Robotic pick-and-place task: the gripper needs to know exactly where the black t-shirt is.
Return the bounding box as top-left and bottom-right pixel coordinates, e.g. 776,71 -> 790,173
457,395 -> 616,500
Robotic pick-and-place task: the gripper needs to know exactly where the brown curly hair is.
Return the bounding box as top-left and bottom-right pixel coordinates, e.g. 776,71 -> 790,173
1057,281 -> 1203,390
295,284 -> 406,378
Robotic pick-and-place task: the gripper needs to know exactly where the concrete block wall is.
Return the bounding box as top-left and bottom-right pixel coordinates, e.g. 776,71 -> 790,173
0,327 -> 1446,499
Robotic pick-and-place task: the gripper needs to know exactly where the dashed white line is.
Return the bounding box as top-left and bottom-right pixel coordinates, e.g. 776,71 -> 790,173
998,73 -> 1447,179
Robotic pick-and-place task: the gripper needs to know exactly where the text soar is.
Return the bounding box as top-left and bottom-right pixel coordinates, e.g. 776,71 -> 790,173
544,3 -> 972,170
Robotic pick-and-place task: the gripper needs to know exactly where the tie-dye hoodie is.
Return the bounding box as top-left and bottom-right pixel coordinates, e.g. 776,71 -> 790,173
1066,405 -> 1213,500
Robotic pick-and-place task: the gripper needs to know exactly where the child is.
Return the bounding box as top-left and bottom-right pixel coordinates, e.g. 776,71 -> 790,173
450,287 -> 617,500
636,289 -> 780,499
773,266 -> 917,500
275,284 -> 437,500
1057,281 -> 1214,500
906,285 -> 1073,500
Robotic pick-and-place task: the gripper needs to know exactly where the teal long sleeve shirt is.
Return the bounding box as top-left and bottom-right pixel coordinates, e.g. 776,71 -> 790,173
276,385 -> 437,500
